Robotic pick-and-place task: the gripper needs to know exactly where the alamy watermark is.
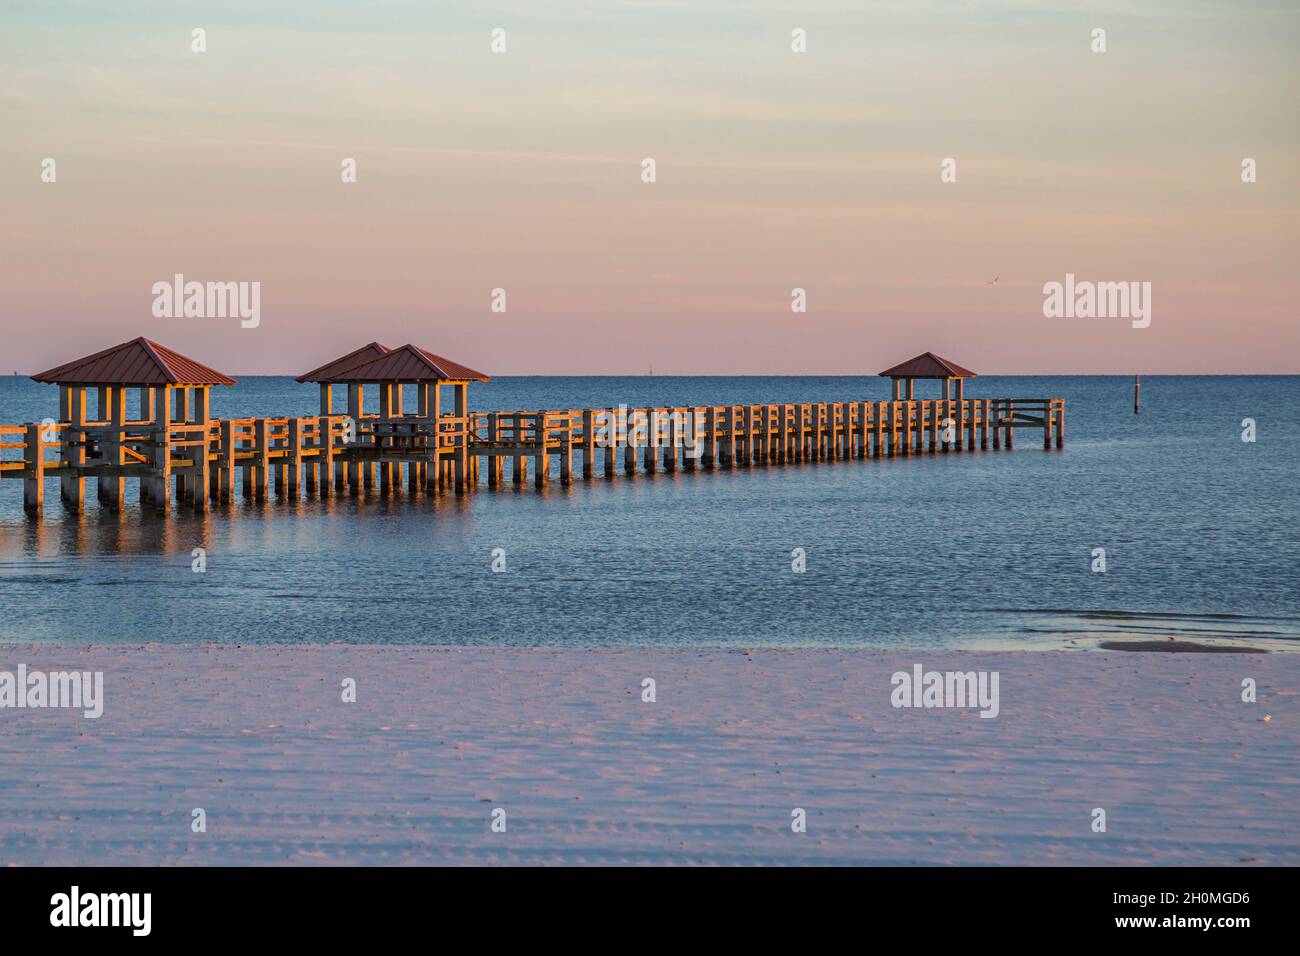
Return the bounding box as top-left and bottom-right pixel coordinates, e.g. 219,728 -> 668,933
0,664 -> 103,718
595,404 -> 703,458
152,273 -> 260,328
50,886 -> 150,936
1043,273 -> 1151,328
890,664 -> 999,718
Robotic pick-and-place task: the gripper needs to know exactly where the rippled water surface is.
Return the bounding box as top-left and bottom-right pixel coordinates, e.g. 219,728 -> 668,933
0,375 -> 1296,648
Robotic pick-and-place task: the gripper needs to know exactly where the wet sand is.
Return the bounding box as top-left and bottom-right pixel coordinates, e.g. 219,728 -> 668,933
0,644 -> 1296,866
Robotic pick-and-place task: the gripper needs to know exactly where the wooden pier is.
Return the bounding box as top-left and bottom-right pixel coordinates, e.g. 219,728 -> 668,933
1,342 -> 1065,516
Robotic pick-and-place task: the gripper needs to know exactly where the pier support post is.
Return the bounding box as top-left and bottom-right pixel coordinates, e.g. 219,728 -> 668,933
1055,403 -> 1064,448
218,419 -> 234,500
100,386 -> 126,510
534,411 -> 549,488
643,408 -> 658,473
287,418 -> 302,499
717,408 -> 731,467
604,408 -> 618,478
980,400 -> 990,450
193,389 -> 210,512
682,409 -> 697,470
582,410 -> 595,479
624,409 -> 638,475
150,390 -> 172,513
254,419 -> 269,498
60,386 -> 86,511
855,402 -> 867,459
485,413 -> 500,487
560,425 -> 572,485
703,407 -> 716,467
790,403 -> 800,463
453,383 -> 468,493
346,384 -> 362,493
665,410 -> 679,472
23,423 -> 44,516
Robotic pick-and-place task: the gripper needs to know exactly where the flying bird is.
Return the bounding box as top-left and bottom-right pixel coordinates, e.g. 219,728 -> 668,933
987,276 -> 999,286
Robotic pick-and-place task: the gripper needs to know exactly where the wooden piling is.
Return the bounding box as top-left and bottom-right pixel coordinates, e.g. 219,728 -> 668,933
582,409 -> 595,479
605,408 -> 618,478
23,423 -> 44,515
643,408 -> 658,473
534,411 -> 549,488
60,387 -> 85,511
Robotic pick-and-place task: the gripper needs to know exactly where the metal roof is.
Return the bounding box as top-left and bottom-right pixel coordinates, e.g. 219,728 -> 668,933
31,337 -> 237,386
878,351 -> 977,379
295,342 -> 391,383
335,344 -> 489,383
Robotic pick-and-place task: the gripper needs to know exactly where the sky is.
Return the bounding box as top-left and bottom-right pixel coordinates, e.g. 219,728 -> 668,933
1,0 -> 1297,375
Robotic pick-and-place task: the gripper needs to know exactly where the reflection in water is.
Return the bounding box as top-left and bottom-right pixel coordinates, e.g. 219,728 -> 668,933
0,374 -> 1297,649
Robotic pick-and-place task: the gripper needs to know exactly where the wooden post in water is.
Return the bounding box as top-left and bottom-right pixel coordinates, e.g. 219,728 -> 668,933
718,408 -> 732,467
643,408 -> 657,472
61,386 -> 86,511
193,390 -> 210,511
702,407 -> 716,467
150,387 -> 172,512
665,410 -> 679,472
23,423 -> 44,515
582,409 -> 595,479
218,419 -> 234,499
619,409 -> 634,475
604,408 -> 618,478
317,416 -> 333,496
1134,375 -> 1141,414
287,418 -> 302,498
560,418 -> 573,484
533,411 -> 548,488
100,387 -> 126,509
253,418 -> 269,498
785,403 -> 795,463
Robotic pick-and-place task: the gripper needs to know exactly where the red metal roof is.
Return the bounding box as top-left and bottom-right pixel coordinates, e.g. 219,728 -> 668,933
336,344 -> 489,382
31,337 -> 237,386
878,351 -> 976,379
295,342 -> 391,383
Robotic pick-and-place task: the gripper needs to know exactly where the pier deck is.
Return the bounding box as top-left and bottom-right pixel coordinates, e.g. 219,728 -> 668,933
2,397 -> 1064,515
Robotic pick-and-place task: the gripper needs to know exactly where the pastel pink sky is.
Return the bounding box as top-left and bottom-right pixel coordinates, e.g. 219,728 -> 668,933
2,1 -> 1297,374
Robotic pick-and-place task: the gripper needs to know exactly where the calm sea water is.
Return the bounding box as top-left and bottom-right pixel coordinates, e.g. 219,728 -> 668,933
0,375 -> 1296,648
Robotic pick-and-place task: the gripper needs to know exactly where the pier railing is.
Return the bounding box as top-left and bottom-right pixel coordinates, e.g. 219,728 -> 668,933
2,396 -> 1063,514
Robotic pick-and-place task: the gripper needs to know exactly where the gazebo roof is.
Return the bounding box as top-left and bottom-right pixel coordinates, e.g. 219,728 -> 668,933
31,337 -> 237,387
295,342 -> 391,383
878,351 -> 976,379
336,344 -> 489,383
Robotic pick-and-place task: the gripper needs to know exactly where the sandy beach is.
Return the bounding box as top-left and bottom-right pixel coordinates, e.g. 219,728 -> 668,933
0,644 -> 1294,866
